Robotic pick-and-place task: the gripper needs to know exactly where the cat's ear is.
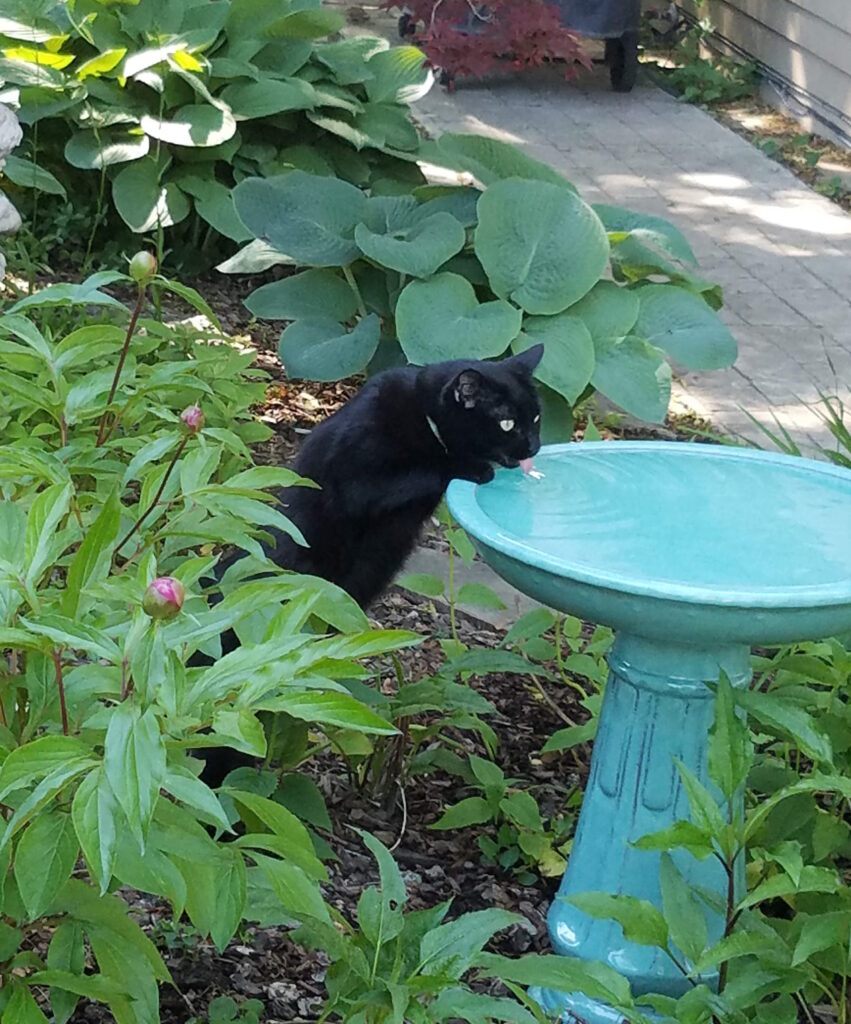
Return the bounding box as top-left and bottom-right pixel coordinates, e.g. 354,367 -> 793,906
510,343 -> 544,373
453,369 -> 485,409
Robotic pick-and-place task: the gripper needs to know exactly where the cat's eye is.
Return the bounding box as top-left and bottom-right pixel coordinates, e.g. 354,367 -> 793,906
499,419 -> 515,432
533,414 -> 540,423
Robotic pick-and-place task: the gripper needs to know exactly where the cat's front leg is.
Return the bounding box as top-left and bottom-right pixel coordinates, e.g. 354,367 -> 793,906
451,460 -> 495,485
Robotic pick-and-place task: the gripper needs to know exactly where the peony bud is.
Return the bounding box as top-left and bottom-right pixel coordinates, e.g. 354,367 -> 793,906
180,405 -> 204,434
142,577 -> 185,621
129,250 -> 157,284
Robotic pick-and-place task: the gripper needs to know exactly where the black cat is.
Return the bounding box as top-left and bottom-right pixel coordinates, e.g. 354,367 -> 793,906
195,346 -> 543,787
221,343 -> 544,609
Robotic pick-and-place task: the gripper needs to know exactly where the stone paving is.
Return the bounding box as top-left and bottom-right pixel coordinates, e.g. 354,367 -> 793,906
407,59 -> 851,452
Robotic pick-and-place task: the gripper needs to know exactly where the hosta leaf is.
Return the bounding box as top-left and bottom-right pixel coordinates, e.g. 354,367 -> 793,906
112,157 -> 190,232
3,154 -> 65,197
365,45 -> 432,104
513,315 -> 594,404
217,239 -> 293,274
355,211 -> 465,278
569,280 -> 639,343
174,175 -> 251,242
74,47 -> 127,80
263,8 -> 346,38
220,76 -> 316,119
593,203 -> 697,266
590,334 -> 671,423
64,128 -> 150,170
313,36 -> 387,85
396,273 -> 521,364
233,171 -> 366,267
140,104 -> 237,147
246,269 -> 357,322
424,133 -> 576,190
278,315 -> 380,381
634,284 -> 737,369
475,179 -> 609,315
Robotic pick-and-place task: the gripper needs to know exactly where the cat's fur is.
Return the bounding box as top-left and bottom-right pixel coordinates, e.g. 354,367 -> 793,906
222,344 -> 544,608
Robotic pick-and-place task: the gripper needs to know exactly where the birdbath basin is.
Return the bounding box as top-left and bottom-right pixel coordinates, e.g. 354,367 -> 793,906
446,441 -> 851,1023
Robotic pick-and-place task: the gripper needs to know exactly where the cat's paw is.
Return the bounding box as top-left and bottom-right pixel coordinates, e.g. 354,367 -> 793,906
455,461 -> 495,485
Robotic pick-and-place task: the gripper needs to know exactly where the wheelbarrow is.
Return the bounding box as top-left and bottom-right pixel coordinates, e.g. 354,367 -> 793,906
397,0 -> 641,92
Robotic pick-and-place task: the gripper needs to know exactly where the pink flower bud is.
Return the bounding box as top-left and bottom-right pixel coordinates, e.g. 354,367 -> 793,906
180,405 -> 204,434
142,577 -> 185,621
129,251 -> 157,284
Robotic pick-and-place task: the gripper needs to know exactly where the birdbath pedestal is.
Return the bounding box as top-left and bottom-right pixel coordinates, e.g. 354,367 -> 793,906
447,442 -> 851,1023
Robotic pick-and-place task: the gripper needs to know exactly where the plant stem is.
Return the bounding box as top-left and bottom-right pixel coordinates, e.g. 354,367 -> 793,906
343,264 -> 368,319
52,648 -> 69,735
96,284 -> 146,446
114,434 -> 188,556
448,540 -> 458,643
82,160 -> 106,274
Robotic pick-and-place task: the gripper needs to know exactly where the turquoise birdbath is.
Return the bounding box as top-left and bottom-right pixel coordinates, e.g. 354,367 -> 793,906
447,441 -> 851,1023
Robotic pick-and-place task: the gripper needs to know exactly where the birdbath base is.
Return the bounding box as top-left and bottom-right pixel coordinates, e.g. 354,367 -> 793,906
529,634 -> 751,1023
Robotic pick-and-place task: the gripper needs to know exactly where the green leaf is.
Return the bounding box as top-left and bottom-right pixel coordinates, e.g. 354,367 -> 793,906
456,582 -> 506,611
431,796 -> 493,830
0,735 -> 92,803
1,985 -> 48,1024
261,691 -> 395,733
355,211 -> 465,278
792,911 -> 851,966
541,721 -> 597,753
590,334 -> 671,423
225,790 -> 325,879
475,179 -> 608,315
631,820 -> 715,860
25,480 -> 72,587
660,853 -> 707,964
430,988 -> 538,1024
569,279 -> 640,343
399,572 -> 445,598
112,157 -> 190,232
64,129 -> 150,170
220,77 -> 316,119
425,133 -> 576,190
634,285 -> 737,369
500,791 -> 542,831
162,766 -> 231,833
252,853 -> 330,922
175,175 -> 252,243
103,703 -> 165,850
479,951 -> 633,1007
738,864 -> 842,910
14,811 -> 79,919
737,689 -> 832,766
354,829 -> 407,947
140,104 -> 237,147
708,674 -> 753,801
513,316 -> 594,404
278,314 -> 380,381
217,238 -> 293,274
233,171 -> 366,267
419,908 -> 522,979
62,489 -> 120,618
72,768 -> 119,895
245,269 -> 357,322
18,614 -> 121,663
365,45 -> 431,103
396,273 -> 521,364
46,921 -> 85,1024
592,204 -> 697,266
264,8 -> 346,38
566,892 -> 669,948
3,154 -> 66,197
675,761 -> 726,835
75,47 -> 127,79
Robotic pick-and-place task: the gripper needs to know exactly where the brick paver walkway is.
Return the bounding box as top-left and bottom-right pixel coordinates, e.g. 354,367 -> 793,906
406,57 -> 851,451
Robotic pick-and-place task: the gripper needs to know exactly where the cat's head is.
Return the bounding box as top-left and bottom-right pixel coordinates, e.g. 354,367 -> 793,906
435,345 -> 544,467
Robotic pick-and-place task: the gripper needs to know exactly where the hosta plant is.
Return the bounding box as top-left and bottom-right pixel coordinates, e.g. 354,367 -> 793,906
229,133 -> 737,433
0,0 -> 432,269
0,264 -> 419,1021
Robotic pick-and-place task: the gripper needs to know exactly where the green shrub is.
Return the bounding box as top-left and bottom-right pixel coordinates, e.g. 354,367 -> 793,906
229,134 -> 737,431
0,264 -> 421,1020
0,0 -> 431,268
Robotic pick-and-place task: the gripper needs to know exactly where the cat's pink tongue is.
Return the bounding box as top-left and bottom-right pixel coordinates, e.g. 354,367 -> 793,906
519,458 -> 535,474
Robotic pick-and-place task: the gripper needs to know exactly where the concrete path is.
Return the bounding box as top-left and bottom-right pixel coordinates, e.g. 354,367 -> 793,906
338,0 -> 851,453
410,66 -> 851,452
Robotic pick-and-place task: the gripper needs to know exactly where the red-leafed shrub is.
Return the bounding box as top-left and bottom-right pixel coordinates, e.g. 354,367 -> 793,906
386,0 -> 591,87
